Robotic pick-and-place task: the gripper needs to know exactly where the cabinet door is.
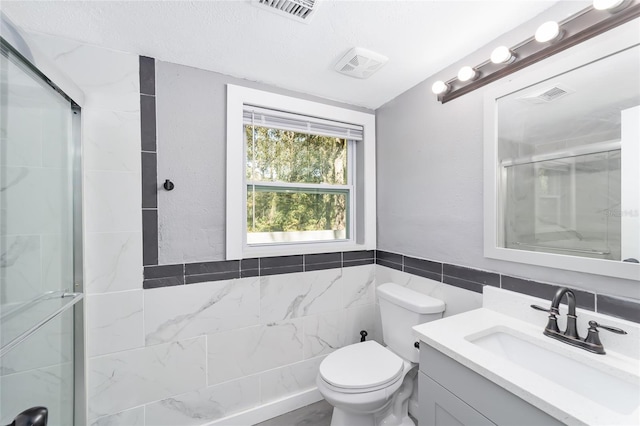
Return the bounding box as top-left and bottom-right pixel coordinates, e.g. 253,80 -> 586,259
419,372 -> 495,426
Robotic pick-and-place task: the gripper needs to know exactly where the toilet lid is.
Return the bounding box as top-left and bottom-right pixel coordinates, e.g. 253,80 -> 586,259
319,341 -> 404,390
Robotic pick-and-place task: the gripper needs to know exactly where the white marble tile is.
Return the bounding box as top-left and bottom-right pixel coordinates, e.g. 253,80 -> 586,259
2,166 -> 67,236
1,105 -> 42,167
145,376 -> 260,426
344,303 -> 379,345
40,234 -> 72,294
28,33 -> 140,112
89,406 -> 145,426
84,170 -> 141,233
207,319 -> 303,385
341,265 -> 376,308
0,363 -> 74,426
88,336 -> 206,419
260,269 -> 342,324
144,277 -> 259,346
303,311 -> 345,359
0,235 -> 41,303
88,290 -> 144,357
260,356 -> 325,404
83,108 -> 141,173
84,231 -> 142,294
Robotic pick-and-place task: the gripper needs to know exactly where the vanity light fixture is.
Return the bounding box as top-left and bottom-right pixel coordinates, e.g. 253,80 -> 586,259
490,46 -> 515,64
457,66 -> 477,82
432,0 -> 640,103
534,21 -> 562,43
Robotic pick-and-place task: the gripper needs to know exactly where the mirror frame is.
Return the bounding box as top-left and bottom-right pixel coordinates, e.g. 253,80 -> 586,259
483,20 -> 640,281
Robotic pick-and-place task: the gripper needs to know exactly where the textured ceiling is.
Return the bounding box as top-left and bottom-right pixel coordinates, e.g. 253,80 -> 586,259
2,0 -> 570,109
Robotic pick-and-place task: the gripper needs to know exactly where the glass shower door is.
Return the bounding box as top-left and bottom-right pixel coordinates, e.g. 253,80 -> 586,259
0,38 -> 83,426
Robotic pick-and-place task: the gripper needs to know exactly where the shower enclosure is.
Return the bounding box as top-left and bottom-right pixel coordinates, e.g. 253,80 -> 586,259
1,15 -> 85,426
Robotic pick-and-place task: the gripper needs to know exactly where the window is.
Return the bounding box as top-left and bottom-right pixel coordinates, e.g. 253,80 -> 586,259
227,85 -> 376,259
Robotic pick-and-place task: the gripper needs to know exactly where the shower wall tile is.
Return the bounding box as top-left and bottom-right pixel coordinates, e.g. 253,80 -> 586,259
28,33 -> 140,112
0,235 -> 41,303
88,336 -> 206,419
344,303 -> 379,345
260,356 -> 325,404
260,269 -> 342,324
87,290 -> 144,357
0,363 -> 74,426
84,170 -> 142,233
83,109 -> 141,173
303,311 -> 345,359
84,231 -> 143,294
89,405 -> 145,426
144,277 -> 259,346
144,376 -> 260,426
206,320 -> 304,386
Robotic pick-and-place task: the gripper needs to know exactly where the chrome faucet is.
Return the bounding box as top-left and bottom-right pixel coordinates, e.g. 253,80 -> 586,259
531,287 -> 627,355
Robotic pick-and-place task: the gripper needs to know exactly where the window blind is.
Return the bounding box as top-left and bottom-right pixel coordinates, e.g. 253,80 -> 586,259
243,105 -> 364,141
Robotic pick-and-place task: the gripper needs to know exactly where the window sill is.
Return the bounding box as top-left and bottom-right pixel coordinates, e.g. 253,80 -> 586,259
239,242 -> 374,259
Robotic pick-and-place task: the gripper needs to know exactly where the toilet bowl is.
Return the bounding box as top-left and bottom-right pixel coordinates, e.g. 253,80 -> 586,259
316,283 -> 446,426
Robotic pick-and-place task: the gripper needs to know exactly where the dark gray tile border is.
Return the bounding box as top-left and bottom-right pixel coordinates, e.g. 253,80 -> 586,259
139,56 -> 155,96
143,277 -> 183,289
144,264 -> 183,279
597,295 -> 640,323
442,276 -> 484,293
305,262 -> 342,272
241,258 -> 259,270
141,152 -> 157,209
142,209 -> 158,266
261,255 -> 303,269
185,260 -> 239,276
186,271 -> 240,284
376,250 -> 402,264
443,264 -> 500,288
260,265 -> 304,276
404,266 -> 441,282
343,250 -> 374,261
501,275 -> 595,311
376,258 -> 403,271
141,95 -> 157,152
404,256 -> 441,277
305,252 -> 341,266
343,258 -> 375,267
241,268 -> 260,278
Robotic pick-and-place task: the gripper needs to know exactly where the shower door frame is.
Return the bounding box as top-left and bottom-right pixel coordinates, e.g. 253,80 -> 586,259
1,13 -> 86,426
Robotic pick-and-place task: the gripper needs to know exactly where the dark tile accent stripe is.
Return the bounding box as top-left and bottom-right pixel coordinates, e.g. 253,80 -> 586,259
376,250 -> 402,265
376,258 -> 403,271
141,152 -> 157,209
597,295 -> 640,323
185,260 -> 239,276
404,266 -> 441,282
141,95 -> 157,152
186,271 -> 240,284
139,56 -> 155,96
501,276 -> 595,311
343,258 -> 375,268
443,276 -> 485,293
404,256 -> 442,281
343,250 -> 374,261
241,258 -> 259,270
142,209 -> 158,266
143,277 -> 183,289
443,264 -> 500,288
260,265 -> 304,276
305,252 -> 341,265
305,262 -> 342,272
144,264 -> 183,279
261,255 -> 303,269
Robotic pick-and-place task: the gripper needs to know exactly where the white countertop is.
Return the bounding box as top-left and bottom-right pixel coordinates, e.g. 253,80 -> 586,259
413,299 -> 640,426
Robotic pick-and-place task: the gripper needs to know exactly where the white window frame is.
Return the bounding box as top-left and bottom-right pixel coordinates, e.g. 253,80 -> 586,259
226,84 -> 376,259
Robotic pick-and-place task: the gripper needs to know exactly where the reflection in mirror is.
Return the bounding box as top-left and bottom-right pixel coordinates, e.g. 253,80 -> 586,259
496,45 -> 639,263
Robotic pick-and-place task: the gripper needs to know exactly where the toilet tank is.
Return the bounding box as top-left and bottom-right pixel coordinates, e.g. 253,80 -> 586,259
377,283 -> 445,362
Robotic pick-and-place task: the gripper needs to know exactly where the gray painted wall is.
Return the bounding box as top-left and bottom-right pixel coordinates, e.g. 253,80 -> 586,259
375,5 -> 640,300
155,61 -> 371,264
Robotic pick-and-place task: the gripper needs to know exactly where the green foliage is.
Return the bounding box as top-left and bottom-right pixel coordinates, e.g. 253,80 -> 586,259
245,125 -> 348,234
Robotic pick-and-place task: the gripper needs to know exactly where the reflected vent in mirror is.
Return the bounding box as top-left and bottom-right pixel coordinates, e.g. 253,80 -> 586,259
518,84 -> 575,103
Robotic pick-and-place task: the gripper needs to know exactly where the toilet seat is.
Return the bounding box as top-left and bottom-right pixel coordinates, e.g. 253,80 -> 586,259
319,341 -> 404,393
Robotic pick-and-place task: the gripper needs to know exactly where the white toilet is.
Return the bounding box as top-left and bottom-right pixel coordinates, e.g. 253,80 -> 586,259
316,282 -> 445,426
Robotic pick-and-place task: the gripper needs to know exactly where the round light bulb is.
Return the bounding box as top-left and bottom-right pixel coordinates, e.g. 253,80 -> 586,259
457,66 -> 476,82
431,80 -> 448,95
593,0 -> 625,10
491,46 -> 514,64
535,21 -> 560,43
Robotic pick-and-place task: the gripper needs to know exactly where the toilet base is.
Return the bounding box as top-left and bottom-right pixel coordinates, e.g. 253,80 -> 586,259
329,405 -> 416,426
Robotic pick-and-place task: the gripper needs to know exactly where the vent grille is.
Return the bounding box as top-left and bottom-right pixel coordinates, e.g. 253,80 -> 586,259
334,47 -> 388,79
253,0 -> 317,22
518,84 -> 574,104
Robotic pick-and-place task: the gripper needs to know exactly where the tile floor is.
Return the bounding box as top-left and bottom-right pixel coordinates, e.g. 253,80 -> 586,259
254,400 -> 333,426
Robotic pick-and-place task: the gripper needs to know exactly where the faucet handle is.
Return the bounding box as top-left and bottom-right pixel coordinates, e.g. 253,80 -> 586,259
531,304 -> 554,314
588,320 -> 627,335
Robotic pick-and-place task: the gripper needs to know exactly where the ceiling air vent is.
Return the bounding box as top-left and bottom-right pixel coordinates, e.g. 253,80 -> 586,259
334,47 -> 388,79
518,84 -> 575,104
252,0 -> 318,23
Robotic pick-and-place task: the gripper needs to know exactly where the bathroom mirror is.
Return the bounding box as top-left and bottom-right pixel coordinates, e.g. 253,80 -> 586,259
484,21 -> 640,281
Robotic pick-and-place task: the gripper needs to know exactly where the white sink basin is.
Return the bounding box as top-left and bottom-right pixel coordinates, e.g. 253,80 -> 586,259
469,330 -> 640,415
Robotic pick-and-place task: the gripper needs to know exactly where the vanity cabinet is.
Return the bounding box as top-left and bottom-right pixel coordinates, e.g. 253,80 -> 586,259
418,342 -> 563,426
